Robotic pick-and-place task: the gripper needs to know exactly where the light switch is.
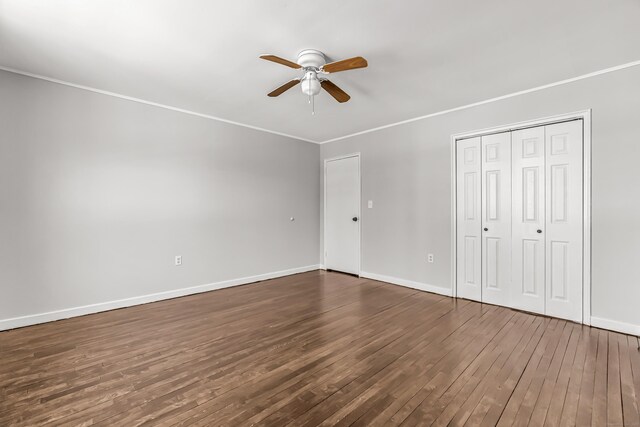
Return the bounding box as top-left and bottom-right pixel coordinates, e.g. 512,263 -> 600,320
367,200 -> 373,209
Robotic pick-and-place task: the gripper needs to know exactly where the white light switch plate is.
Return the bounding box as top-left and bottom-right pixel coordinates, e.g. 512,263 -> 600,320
368,200 -> 373,208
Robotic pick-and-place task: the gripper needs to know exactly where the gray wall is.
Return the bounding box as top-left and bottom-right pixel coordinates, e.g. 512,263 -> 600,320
321,65 -> 640,329
2,63 -> 638,331
0,70 -> 320,322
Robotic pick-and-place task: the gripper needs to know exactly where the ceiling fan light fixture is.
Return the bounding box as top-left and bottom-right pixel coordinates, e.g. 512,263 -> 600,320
260,49 -> 367,110
301,71 -> 321,97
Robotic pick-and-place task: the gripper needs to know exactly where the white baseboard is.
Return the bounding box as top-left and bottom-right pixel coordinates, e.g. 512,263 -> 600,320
590,316 -> 640,336
0,264 -> 321,331
6,266 -> 636,338
359,271 -> 453,297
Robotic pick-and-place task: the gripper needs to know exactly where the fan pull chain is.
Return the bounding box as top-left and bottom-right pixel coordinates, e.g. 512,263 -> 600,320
312,95 -> 315,115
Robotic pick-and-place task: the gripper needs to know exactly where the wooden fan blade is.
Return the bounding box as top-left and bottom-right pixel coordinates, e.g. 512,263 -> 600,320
321,80 -> 351,103
267,79 -> 300,97
259,54 -> 301,69
321,56 -> 368,73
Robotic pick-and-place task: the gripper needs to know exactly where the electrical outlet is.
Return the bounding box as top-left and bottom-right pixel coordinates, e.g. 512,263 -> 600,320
427,254 -> 434,263
175,255 -> 182,266
367,200 -> 373,209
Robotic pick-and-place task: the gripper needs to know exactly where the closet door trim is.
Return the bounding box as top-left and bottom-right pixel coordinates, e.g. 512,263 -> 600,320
450,110 -> 591,324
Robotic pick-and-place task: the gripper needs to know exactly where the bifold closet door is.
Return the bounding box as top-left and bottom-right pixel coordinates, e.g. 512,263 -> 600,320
511,126 -> 546,315
544,121 -> 583,322
456,137 -> 482,301
511,121 -> 583,321
458,121 -> 583,321
481,133 -> 511,306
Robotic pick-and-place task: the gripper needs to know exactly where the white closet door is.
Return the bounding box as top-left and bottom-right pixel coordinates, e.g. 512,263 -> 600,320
544,121 -> 583,322
456,137 -> 482,301
511,126 -> 546,314
481,132 -> 512,306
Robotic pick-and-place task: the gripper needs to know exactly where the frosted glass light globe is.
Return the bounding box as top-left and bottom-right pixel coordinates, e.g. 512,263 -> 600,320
301,71 -> 321,96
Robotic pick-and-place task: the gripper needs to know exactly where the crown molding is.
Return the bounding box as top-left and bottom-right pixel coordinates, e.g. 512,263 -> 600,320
3,59 -> 640,145
319,59 -> 640,144
0,66 -> 320,144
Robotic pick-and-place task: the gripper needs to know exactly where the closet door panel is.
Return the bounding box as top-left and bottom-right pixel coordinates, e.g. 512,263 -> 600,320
511,127 -> 546,314
481,132 -> 511,306
456,137 -> 482,301
545,121 -> 583,322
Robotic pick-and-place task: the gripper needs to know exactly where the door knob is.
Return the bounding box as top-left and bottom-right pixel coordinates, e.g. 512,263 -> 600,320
483,227 -> 488,231
352,217 -> 358,222
537,229 -> 542,233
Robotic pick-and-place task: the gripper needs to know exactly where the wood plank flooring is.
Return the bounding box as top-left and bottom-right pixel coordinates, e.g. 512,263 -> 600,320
1,270 -> 639,426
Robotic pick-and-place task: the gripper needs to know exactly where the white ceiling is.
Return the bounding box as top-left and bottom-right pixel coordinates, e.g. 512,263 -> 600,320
1,0 -> 639,143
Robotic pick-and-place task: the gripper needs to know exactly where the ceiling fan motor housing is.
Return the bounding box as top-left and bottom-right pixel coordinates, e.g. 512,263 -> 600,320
297,49 -> 326,69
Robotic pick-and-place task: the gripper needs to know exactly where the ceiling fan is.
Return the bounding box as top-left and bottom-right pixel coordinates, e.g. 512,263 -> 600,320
260,49 -> 368,113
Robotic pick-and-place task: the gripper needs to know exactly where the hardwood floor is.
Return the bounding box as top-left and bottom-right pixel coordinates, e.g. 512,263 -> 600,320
1,271 -> 639,426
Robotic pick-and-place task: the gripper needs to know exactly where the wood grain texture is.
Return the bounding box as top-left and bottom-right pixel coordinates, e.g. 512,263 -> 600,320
267,79 -> 300,97
0,270 -> 638,426
321,56 -> 368,73
321,80 -> 350,103
259,54 -> 301,69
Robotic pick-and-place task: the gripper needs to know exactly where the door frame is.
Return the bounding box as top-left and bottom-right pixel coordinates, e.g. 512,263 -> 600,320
323,153 -> 362,276
450,110 -> 592,325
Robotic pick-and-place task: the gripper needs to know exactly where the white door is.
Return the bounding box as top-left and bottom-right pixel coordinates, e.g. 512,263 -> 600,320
511,126 -> 546,314
325,156 -> 360,275
481,132 -> 512,306
456,137 -> 482,301
544,121 -> 583,322
457,120 -> 584,322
